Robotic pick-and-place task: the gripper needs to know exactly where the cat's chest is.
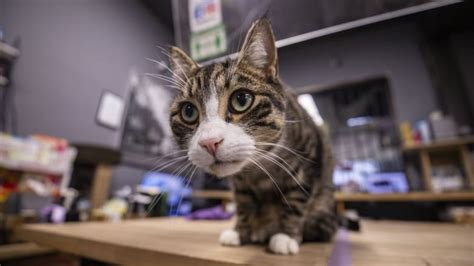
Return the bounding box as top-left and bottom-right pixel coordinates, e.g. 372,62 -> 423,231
232,161 -> 298,195
232,167 -> 271,189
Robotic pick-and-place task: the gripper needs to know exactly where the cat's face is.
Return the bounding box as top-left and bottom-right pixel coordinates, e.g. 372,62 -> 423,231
168,19 -> 285,177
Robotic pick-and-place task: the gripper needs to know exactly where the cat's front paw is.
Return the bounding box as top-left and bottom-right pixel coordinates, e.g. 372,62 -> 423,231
219,229 -> 241,246
268,233 -> 299,255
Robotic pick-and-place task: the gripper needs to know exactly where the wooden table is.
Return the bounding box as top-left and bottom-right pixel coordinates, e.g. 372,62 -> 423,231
16,218 -> 474,265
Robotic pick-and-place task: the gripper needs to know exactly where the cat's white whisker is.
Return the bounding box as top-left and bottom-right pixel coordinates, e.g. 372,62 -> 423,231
248,157 -> 292,210
143,76 -> 182,90
254,149 -> 310,197
256,142 -> 318,164
139,149 -> 188,164
144,70 -> 185,89
152,154 -> 188,167
147,161 -> 192,216
146,161 -> 190,215
149,155 -> 188,173
153,149 -> 189,160
175,165 -> 198,216
157,46 -> 192,87
255,148 -> 297,174
282,119 -> 309,124
144,72 -> 185,88
146,57 -> 190,88
146,192 -> 165,215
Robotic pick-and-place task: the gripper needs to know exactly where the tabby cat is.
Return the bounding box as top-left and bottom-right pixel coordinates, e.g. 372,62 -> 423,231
168,18 -> 337,255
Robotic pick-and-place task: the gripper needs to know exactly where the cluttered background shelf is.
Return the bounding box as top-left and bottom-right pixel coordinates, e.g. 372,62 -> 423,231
193,189 -> 474,202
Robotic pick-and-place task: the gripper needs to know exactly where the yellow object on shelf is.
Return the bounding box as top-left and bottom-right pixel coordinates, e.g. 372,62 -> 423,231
399,122 -> 413,147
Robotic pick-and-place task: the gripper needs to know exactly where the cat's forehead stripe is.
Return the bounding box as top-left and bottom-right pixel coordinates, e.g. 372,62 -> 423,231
205,83 -> 219,120
210,63 -> 225,81
189,66 -> 212,100
187,78 -> 196,98
186,64 -> 226,101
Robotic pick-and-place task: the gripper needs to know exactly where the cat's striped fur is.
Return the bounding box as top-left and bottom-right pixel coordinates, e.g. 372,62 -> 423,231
169,18 -> 337,255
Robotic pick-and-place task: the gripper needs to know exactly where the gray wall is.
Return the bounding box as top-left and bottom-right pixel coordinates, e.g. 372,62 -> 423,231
279,21 -> 437,124
3,0 -> 173,148
2,0 -> 174,195
0,0 -> 5,27
450,32 -> 474,123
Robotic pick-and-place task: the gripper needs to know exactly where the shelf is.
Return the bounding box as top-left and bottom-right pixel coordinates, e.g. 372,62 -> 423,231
192,190 -> 474,202
401,136 -> 474,191
0,159 -> 64,176
334,191 -> 474,202
402,136 -> 474,152
192,190 -> 233,200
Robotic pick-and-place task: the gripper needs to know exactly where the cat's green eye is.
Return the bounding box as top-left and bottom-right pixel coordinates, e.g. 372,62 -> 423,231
180,102 -> 199,124
229,90 -> 254,114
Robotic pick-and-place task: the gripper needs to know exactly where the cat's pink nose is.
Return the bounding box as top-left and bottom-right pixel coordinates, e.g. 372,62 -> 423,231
198,137 -> 223,157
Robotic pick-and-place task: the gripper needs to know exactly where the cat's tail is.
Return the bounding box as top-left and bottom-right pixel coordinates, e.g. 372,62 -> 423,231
303,210 -> 361,242
338,210 -> 361,232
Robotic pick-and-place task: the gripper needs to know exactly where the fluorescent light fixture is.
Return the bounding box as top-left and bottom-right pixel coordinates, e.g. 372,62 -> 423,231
297,94 -> 323,126
347,116 -> 372,127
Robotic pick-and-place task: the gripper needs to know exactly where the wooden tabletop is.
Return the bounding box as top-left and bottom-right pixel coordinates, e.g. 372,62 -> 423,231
16,218 -> 474,266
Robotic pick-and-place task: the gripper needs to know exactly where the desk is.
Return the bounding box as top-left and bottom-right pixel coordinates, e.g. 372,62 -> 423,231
16,218 -> 474,265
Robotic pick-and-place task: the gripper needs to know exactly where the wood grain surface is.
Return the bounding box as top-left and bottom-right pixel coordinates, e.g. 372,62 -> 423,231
16,218 -> 474,265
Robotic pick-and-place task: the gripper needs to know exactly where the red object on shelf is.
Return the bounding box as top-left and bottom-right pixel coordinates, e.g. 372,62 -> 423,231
412,130 -> 422,144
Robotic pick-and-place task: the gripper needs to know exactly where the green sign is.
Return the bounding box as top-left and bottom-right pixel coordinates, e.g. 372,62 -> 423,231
190,24 -> 227,61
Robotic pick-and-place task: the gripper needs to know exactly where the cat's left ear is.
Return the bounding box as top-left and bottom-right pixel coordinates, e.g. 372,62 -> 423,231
169,46 -> 198,83
237,18 -> 278,78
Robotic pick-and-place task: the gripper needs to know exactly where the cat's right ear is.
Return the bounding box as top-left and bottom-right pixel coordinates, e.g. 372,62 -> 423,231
169,46 -> 197,83
237,18 -> 278,79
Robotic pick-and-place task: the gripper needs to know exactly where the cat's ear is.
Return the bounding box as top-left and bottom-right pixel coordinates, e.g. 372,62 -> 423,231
169,46 -> 197,83
237,18 -> 278,78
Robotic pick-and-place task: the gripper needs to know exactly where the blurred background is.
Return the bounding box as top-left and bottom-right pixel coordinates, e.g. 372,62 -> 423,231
0,0 -> 473,256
